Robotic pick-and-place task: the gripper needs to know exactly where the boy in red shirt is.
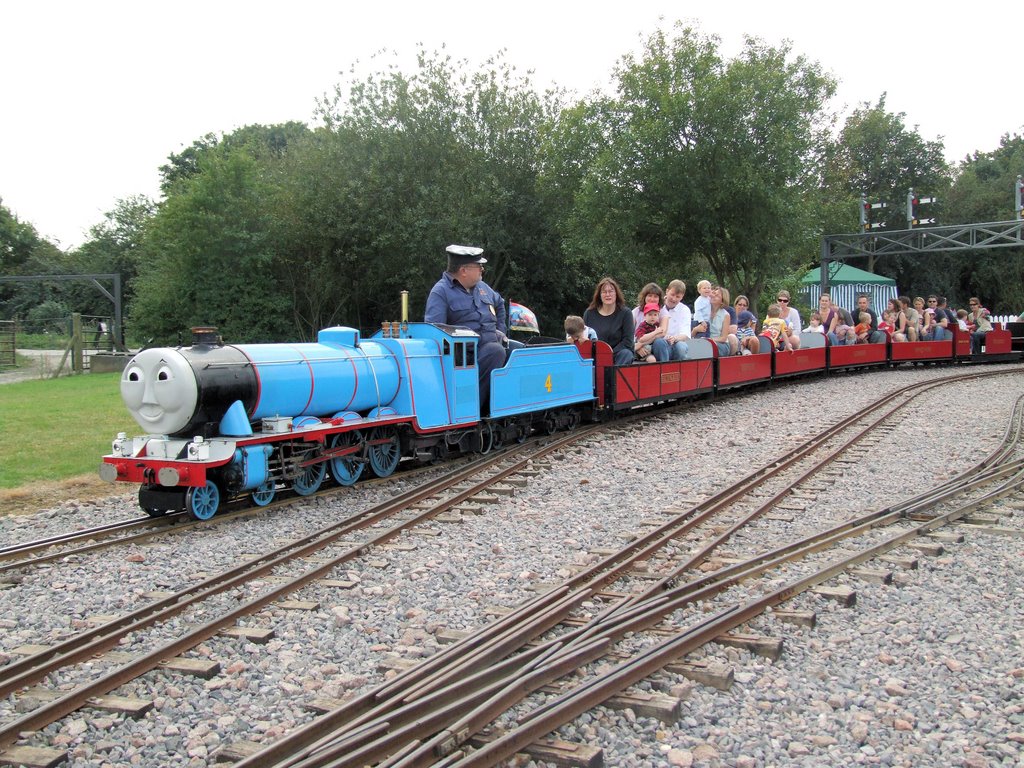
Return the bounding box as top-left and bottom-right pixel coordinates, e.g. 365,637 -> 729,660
634,303 -> 662,362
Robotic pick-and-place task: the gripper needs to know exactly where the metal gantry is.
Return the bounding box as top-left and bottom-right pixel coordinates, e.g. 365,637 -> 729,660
819,219 -> 1024,294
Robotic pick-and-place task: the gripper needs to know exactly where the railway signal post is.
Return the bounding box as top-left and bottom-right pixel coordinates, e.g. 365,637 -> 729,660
860,194 -> 887,231
907,188 -> 936,228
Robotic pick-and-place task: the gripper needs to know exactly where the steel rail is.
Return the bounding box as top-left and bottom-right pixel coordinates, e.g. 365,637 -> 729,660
447,396 -> 1024,766
0,514 -> 170,557
0,458 -> 457,574
0,515 -> 190,572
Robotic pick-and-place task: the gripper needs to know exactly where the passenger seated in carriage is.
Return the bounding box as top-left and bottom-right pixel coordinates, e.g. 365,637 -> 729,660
564,314 -> 597,343
733,295 -> 759,355
760,303 -> 793,352
583,277 -> 636,366
663,280 -> 692,361
634,303 -> 662,362
708,286 -> 739,356
854,312 -> 873,344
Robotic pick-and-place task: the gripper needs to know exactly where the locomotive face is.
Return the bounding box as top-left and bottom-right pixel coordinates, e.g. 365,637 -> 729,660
121,348 -> 199,435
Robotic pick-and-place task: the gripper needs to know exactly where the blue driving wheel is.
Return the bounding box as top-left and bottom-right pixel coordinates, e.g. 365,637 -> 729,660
293,462 -> 326,496
186,481 -> 220,521
367,427 -> 400,477
250,480 -> 276,507
330,432 -> 364,486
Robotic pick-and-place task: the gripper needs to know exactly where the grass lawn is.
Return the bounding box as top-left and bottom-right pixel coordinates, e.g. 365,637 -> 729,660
0,373 -> 139,489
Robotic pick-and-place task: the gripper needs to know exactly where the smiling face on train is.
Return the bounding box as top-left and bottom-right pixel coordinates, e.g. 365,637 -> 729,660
120,348 -> 199,435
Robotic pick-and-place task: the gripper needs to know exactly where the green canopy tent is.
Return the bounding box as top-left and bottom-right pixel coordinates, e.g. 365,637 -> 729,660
801,264 -> 898,315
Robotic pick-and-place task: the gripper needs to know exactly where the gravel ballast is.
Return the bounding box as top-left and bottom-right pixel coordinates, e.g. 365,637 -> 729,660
0,364 -> 1021,767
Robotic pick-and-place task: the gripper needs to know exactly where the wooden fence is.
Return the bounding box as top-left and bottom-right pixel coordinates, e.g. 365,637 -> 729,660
0,320 -> 14,369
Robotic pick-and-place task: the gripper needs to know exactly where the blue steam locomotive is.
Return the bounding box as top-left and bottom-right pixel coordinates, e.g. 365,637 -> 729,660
100,319 -> 596,519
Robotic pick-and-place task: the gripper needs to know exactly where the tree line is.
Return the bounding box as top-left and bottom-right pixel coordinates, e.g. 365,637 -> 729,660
2,23 -> 1023,343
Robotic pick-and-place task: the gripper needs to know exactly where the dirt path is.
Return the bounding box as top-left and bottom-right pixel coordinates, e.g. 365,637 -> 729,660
0,349 -> 73,385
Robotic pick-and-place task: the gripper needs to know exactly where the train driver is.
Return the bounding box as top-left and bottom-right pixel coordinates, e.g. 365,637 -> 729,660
425,244 -> 519,409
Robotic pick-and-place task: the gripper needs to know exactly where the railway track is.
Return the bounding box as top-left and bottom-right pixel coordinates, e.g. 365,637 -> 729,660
0,368 -> 1017,766
0,461 -> 457,574
223,370 -> 1024,767
0,428 -> 609,757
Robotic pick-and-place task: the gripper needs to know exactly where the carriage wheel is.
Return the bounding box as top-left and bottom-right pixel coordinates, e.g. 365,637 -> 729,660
293,462 -> 326,496
367,426 -> 400,477
251,480 -> 276,507
186,481 -> 220,521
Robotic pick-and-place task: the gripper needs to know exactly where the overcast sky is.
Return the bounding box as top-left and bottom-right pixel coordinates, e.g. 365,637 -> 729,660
2,0 -> 1021,250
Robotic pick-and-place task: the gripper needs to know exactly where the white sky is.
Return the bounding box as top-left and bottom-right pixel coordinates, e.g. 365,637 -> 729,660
2,0 -> 1021,250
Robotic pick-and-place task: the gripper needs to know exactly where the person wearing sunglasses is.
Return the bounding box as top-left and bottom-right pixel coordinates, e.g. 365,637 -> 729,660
967,297 -> 993,354
926,295 -> 952,341
775,290 -> 802,350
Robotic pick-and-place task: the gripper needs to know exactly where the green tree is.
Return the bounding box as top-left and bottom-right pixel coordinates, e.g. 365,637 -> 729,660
943,133 -> 1024,313
0,198 -> 44,275
158,122 -> 309,195
545,25 -> 836,312
819,96 -> 952,294
0,201 -> 70,321
274,48 -> 570,337
131,138 -> 293,343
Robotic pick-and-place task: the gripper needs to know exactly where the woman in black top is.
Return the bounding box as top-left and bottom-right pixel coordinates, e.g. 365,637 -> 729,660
583,277 -> 635,366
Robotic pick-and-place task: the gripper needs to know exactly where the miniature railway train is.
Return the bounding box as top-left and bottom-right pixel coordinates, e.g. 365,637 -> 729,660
100,315 -> 1020,520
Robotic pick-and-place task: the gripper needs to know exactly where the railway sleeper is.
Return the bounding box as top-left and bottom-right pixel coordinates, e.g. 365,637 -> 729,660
0,745 -> 67,768
469,730 -> 603,768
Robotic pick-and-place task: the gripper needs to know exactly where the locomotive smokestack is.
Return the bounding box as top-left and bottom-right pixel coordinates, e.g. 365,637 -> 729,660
191,326 -> 223,347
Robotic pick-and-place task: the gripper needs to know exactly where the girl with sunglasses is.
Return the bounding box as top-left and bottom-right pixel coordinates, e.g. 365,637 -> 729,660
775,290 -> 802,350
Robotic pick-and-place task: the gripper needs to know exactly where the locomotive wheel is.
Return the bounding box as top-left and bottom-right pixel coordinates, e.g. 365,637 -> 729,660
251,481 -> 276,507
329,432 -> 364,486
541,412 -> 558,435
566,410 -> 581,431
186,481 -> 221,521
293,462 -> 326,496
367,426 -> 400,477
